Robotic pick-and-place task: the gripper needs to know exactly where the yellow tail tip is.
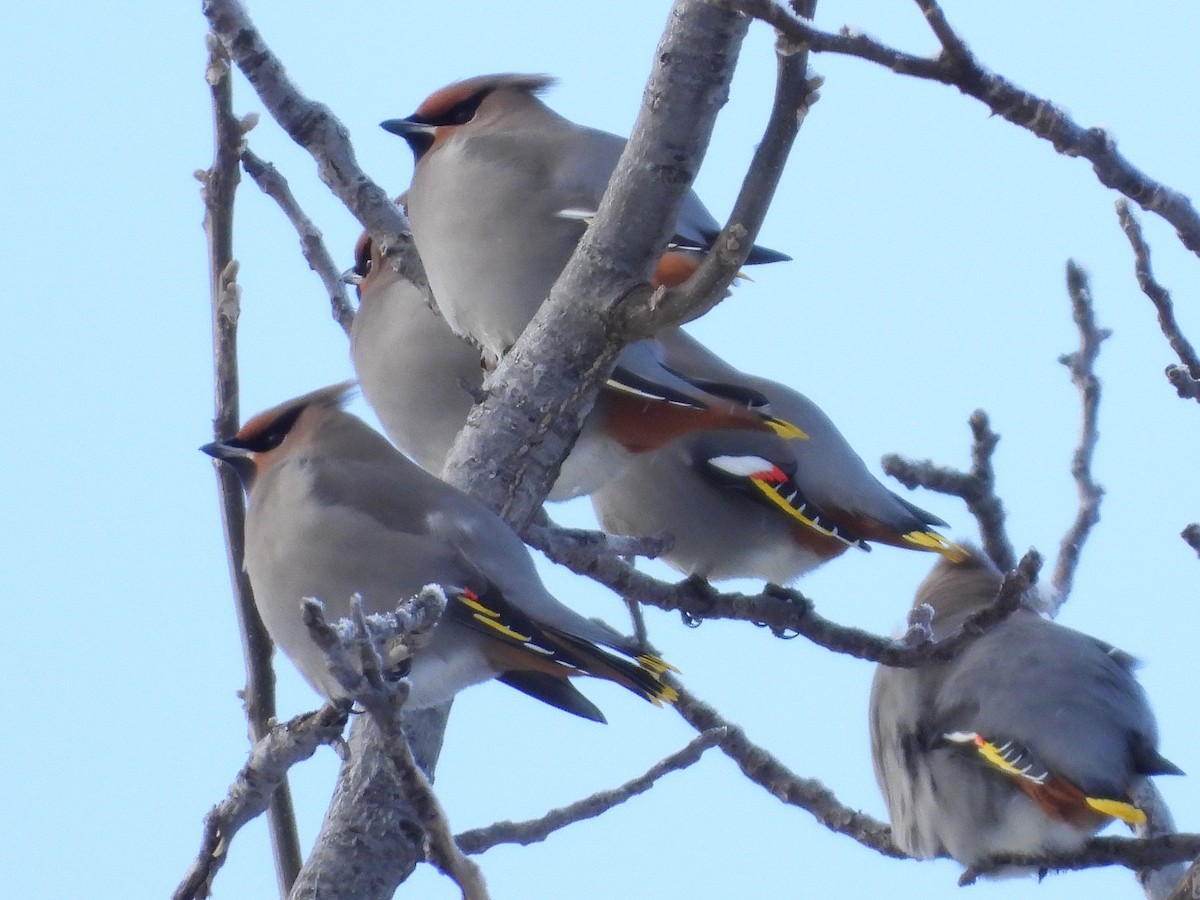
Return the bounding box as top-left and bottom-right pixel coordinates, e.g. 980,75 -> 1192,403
653,684 -> 680,706
637,653 -> 681,676
904,531 -> 969,561
765,417 -> 809,441
1086,796 -> 1146,825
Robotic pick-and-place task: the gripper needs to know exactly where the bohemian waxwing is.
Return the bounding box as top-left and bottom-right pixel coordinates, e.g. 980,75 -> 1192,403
348,231 -> 804,501
869,548 -> 1182,872
380,73 -> 790,363
201,383 -> 677,721
591,329 -> 964,583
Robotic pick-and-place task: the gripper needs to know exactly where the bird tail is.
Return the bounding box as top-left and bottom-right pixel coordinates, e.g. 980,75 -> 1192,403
901,530 -> 969,561
450,586 -> 678,710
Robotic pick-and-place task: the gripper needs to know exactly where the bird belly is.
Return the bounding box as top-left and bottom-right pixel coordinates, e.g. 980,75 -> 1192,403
407,141 -> 580,361
405,630 -> 495,709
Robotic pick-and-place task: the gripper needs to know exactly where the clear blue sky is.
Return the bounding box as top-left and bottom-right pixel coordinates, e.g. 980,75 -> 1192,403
3,2 -> 1197,898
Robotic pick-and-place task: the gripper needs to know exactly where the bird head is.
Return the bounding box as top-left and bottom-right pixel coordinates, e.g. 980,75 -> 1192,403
381,73 -> 557,161
200,382 -> 357,490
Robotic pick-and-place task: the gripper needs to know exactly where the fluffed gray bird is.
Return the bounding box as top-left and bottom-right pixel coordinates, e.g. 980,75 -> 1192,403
380,73 -> 790,363
201,383 -> 677,721
869,548 -> 1182,872
348,231 -> 804,501
591,328 -> 963,583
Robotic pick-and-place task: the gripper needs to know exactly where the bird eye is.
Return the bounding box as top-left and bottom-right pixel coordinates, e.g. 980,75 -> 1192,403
439,89 -> 489,127
261,429 -> 286,451
237,405 -> 306,453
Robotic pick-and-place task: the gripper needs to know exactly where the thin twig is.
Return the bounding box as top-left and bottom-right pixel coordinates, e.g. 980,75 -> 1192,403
198,33 -> 302,896
883,410 -> 1015,572
455,728 -> 726,854
1048,262 -> 1109,612
529,523 -> 1038,667
172,705 -> 349,900
673,686 -> 904,856
1116,200 -> 1200,401
201,0 -> 426,291
723,0 -> 1200,257
240,147 -> 355,334
1165,366 -> 1200,400
620,16 -> 820,335
1132,780 -> 1188,900
1182,524 -> 1200,558
960,834 -> 1200,885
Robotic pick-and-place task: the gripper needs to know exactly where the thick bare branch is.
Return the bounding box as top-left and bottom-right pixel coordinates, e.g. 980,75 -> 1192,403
455,728 -> 726,854
201,0 -> 424,287
725,0 -> 1200,257
291,708 -> 452,900
1116,200 -> 1200,401
241,148 -> 355,334
295,595 -> 486,900
173,705 -> 349,900
1048,262 -> 1108,612
528,524 -> 1039,667
199,33 -> 302,896
673,687 -> 904,856
883,410 -> 1015,572
440,0 -> 750,528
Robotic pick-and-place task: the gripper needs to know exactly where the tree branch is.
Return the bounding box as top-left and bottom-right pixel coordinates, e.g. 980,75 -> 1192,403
1048,262 -> 1109,612
198,33 -> 302,896
673,686 -> 904,856
439,0 -> 751,528
1132,780 -> 1188,900
1168,855 -> 1200,900
173,705 -> 350,900
240,147 -> 355,334
196,6 -> 451,894
293,593 -> 486,900
1182,524 -> 1200,558
455,728 -> 726,854
883,410 -> 1015,572
725,0 -> 1200,257
619,15 -> 820,334
528,523 -> 1039,666
959,834 -> 1200,886
1116,200 -> 1200,402
201,0 -> 425,288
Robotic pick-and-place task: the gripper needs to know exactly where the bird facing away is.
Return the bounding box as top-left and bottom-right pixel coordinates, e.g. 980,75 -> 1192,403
381,72 -> 790,363
591,328 -> 963,584
869,548 -> 1181,873
201,383 -> 677,722
348,230 -> 804,501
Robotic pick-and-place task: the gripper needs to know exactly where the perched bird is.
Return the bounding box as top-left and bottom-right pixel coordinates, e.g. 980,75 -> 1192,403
869,548 -> 1182,873
591,328 -> 963,583
201,383 -> 677,722
348,231 -> 803,501
380,72 -> 790,362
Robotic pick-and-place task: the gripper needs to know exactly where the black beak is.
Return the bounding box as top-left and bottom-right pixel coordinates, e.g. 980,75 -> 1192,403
381,118 -> 437,159
200,440 -> 250,462
201,440 -> 256,488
